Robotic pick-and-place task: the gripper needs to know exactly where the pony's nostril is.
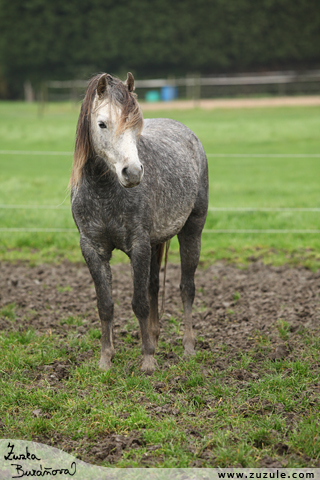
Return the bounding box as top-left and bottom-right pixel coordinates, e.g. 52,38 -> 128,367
122,167 -> 129,179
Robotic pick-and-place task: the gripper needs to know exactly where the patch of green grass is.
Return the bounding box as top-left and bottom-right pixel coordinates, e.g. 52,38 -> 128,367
233,291 -> 241,302
57,285 -> 72,293
168,316 -> 181,335
289,414 -> 320,459
233,352 -> 253,370
88,328 -> 102,340
277,319 -> 291,341
1,329 -> 37,347
0,303 -> 16,320
60,316 -> 83,326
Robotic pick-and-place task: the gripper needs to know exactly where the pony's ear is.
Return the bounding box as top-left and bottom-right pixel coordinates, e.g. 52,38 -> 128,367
97,74 -> 108,97
125,72 -> 135,92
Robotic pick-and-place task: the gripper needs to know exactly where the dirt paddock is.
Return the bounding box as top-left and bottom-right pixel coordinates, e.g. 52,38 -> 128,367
1,260 -> 319,355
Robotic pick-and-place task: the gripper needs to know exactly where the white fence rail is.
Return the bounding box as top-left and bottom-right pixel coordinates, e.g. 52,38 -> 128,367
43,70 -> 320,102
47,70 -> 320,89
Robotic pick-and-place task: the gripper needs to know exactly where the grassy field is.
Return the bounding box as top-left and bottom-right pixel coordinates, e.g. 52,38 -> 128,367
0,101 -> 320,267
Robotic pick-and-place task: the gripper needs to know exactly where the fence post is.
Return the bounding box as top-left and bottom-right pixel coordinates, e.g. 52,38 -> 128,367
37,82 -> 48,117
186,73 -> 201,106
70,81 -> 78,105
24,81 -> 34,102
193,73 -> 201,106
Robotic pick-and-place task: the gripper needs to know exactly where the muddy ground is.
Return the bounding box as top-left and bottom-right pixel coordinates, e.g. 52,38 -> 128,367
1,260 -> 319,351
0,260 -> 320,467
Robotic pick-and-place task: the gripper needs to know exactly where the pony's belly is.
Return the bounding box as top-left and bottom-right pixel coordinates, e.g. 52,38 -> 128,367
150,214 -> 188,244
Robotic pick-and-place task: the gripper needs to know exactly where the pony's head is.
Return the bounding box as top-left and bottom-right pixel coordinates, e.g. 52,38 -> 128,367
70,73 -> 144,189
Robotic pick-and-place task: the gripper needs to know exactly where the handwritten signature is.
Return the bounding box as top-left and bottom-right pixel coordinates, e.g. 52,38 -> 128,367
3,442 -> 77,478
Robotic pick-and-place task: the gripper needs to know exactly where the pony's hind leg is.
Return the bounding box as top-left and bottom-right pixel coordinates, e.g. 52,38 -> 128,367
80,237 -> 114,370
148,245 -> 161,347
178,216 -> 203,356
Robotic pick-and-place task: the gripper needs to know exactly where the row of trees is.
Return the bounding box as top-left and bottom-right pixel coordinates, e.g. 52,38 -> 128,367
0,0 -> 319,98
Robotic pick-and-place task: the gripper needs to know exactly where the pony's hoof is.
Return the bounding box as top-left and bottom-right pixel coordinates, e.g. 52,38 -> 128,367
141,355 -> 157,374
183,345 -> 196,356
99,357 -> 112,371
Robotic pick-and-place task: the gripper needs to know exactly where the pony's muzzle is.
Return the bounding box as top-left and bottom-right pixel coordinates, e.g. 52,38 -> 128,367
121,163 -> 144,188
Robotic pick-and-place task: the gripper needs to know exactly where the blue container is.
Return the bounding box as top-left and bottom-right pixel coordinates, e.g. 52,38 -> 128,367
145,90 -> 160,102
161,85 -> 178,102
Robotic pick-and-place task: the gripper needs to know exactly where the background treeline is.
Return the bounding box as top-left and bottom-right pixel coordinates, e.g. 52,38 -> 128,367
0,0 -> 319,99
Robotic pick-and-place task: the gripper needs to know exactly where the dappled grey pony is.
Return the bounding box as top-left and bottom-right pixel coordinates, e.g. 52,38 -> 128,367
70,73 -> 208,372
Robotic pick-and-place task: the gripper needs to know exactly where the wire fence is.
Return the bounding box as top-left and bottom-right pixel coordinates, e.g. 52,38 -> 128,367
0,205 -> 70,209
0,150 -> 72,156
1,207 -> 320,234
1,205 -> 320,212
1,228 -> 320,234
1,151 -> 320,157
1,149 -> 320,234
0,228 -> 75,232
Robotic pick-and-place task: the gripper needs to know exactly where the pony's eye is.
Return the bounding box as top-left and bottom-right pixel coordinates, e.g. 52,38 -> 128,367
98,122 -> 107,129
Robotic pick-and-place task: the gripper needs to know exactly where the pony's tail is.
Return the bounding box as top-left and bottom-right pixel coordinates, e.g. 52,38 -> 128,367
157,240 -> 171,319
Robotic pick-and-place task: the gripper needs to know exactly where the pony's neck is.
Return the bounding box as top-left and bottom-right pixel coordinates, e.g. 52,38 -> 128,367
84,155 -> 118,188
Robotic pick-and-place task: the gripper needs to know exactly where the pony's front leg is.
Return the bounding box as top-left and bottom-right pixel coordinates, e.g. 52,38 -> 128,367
80,237 -> 114,370
131,242 -> 157,373
148,245 -> 161,347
